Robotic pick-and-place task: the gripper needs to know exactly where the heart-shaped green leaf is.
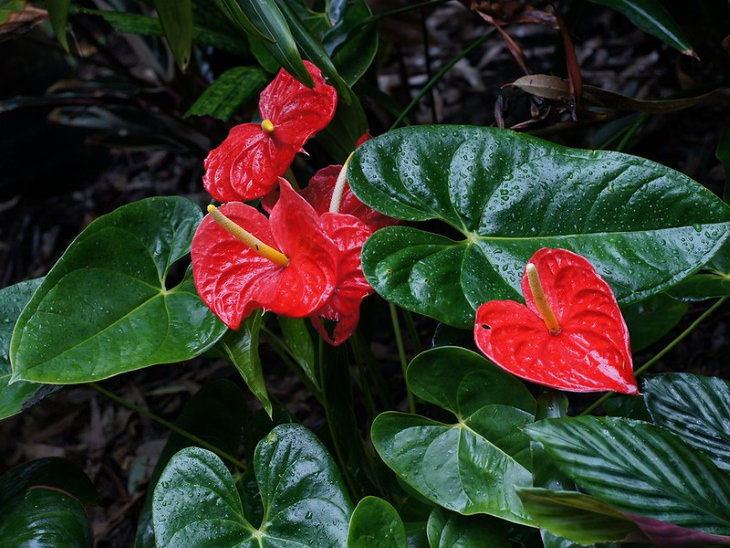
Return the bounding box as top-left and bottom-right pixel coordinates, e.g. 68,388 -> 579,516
644,373 -> 730,473
349,126 -> 730,327
348,496 -> 407,548
10,197 -> 226,384
371,347 -> 535,525
517,488 -> 642,544
426,507 -> 511,548
0,487 -> 92,547
0,278 -> 48,420
153,424 -> 352,546
526,416 -> 730,535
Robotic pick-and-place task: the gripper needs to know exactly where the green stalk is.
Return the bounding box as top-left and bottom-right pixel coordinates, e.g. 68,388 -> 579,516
580,297 -> 727,416
91,382 -> 247,470
390,302 -> 415,413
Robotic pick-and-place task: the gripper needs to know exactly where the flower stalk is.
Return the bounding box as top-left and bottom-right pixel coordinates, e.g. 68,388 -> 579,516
526,263 -> 561,335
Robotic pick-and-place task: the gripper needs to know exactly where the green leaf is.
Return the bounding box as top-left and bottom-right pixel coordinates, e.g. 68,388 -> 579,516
152,0 -> 193,70
10,197 -> 227,384
0,487 -> 92,547
350,126 -> 730,328
426,507 -> 511,548
371,350 -> 535,525
1,1 -> 24,25
348,496 -> 407,548
318,94 -> 369,163
526,416 -> 730,535
48,0 -> 71,52
153,424 -> 353,546
669,272 -> 730,301
214,311 -> 272,417
718,128 -> 730,202
323,0 -> 378,85
518,488 -> 642,544
134,379 -> 248,547
185,66 -> 268,121
644,373 -> 730,473
277,316 -> 319,389
0,278 -> 49,420
586,0 -> 695,56
214,0 -> 314,87
620,292 -> 687,351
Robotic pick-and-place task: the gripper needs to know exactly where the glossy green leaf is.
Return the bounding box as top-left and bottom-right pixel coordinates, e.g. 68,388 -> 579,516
348,496 -> 407,548
526,416 -> 730,535
669,273 -> 730,301
372,349 -> 535,525
11,197 -> 227,384
214,0 -> 314,87
185,66 -> 268,121
48,0 -> 71,52
644,373 -> 730,473
621,292 -> 687,351
153,424 -> 353,546
0,487 -> 92,547
518,489 -> 642,543
350,126 -> 730,328
587,0 -> 695,56
277,316 -> 318,389
324,0 -> 378,85
152,0 -> 193,70
0,457 -> 97,511
134,379 -> 248,547
0,278 -> 48,420
426,507 -> 511,548
215,311 -> 271,417
318,94 -> 369,163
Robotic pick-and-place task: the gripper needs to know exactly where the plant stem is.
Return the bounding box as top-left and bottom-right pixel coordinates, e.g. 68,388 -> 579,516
402,309 -> 423,354
389,31 -> 494,130
390,302 -> 416,413
580,297 -> 727,416
90,382 -> 247,470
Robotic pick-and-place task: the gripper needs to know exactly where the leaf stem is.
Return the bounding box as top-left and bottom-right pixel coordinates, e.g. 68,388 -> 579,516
580,297 -> 727,416
90,382 -> 247,470
389,30 -> 494,130
389,302 -> 415,413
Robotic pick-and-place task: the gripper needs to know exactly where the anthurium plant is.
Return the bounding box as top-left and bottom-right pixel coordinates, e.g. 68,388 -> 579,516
2,0 -> 730,545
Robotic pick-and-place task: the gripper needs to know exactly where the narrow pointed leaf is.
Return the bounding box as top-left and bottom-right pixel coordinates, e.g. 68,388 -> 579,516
526,416 -> 730,535
348,496 -> 407,548
350,126 -> 730,328
48,0 -> 71,51
215,311 -> 272,417
277,316 -> 319,389
152,0 -> 193,70
644,373 -> 730,473
185,66 -> 268,121
587,0 -> 695,56
153,424 -> 352,546
10,197 -> 227,384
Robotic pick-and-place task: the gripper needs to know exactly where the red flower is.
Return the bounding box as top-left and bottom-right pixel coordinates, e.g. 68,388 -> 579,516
203,61 -> 337,202
300,165 -> 400,231
309,212 -> 373,345
191,179 -> 339,329
473,248 -> 638,394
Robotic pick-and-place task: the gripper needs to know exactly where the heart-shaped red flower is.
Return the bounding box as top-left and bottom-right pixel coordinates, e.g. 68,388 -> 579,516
191,179 -> 339,329
473,248 -> 638,394
309,212 -> 373,345
203,60 -> 337,202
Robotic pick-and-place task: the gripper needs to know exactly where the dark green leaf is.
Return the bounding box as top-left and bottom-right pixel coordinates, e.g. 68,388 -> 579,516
185,66 -> 268,121
350,126 -> 730,328
718,128 -> 730,202
348,496 -> 407,548
1,1 -> 24,25
11,197 -> 227,384
0,278 -> 48,420
586,0 -> 695,56
426,507 -> 511,548
323,0 -> 378,85
215,311 -> 271,417
431,323 -> 475,349
277,316 -> 318,389
0,487 -> 92,547
153,424 -> 353,546
621,292 -> 687,351
152,0 -> 193,70
318,95 -> 369,163
48,0 -> 71,52
526,416 -> 730,535
518,488 -> 642,543
134,379 -> 248,547
644,373 -> 730,473
669,273 -> 730,301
